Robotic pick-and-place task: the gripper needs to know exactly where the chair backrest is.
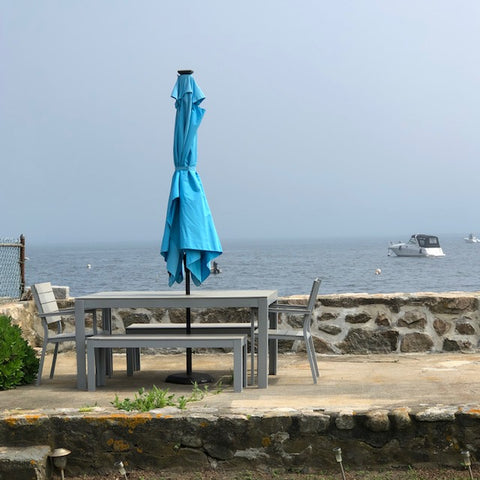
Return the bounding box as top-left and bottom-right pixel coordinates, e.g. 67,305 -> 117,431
31,282 -> 62,325
302,278 -> 321,335
306,278 -> 321,313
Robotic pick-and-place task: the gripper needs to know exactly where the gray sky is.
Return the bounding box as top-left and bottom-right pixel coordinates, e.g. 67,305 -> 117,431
2,1 -> 480,245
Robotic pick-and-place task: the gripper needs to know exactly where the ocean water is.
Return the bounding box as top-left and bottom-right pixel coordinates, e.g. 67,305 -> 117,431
25,235 -> 480,298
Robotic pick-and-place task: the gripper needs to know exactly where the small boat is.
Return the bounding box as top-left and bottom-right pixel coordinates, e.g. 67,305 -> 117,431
464,233 -> 480,243
388,234 -> 445,257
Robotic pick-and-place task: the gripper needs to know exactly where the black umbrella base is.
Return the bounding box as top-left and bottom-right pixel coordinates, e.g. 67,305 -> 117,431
165,372 -> 214,385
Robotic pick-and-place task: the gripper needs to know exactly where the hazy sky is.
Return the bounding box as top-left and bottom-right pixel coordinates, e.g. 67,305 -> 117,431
2,1 -> 480,245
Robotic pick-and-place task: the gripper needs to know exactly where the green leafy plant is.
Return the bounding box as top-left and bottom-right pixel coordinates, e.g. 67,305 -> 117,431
111,382 -> 223,412
0,315 -> 39,390
176,395 -> 189,410
190,381 -> 209,401
79,402 -> 98,412
112,386 -> 176,411
214,380 -> 224,394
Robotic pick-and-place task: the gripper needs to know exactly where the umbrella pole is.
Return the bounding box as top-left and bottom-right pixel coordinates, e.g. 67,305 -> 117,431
165,256 -> 213,385
185,261 -> 192,375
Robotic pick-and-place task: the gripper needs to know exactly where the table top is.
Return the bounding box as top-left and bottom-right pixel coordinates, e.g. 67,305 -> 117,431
75,289 -> 278,309
77,289 -> 278,300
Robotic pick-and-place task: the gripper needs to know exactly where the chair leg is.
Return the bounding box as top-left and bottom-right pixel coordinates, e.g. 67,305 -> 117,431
305,337 -> 318,384
36,341 -> 48,386
49,343 -> 59,379
309,336 -> 320,377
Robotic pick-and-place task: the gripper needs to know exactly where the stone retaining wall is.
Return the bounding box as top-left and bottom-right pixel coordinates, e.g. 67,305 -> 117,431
2,289 -> 479,356
1,405 -> 480,475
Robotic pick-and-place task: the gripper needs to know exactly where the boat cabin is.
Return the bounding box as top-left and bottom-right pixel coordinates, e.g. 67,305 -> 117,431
410,234 -> 440,248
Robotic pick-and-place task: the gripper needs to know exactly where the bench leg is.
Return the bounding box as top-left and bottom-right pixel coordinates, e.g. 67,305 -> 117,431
233,340 -> 243,393
126,348 -> 135,376
97,348 -> 106,386
135,347 -> 140,371
243,342 -> 247,388
87,343 -> 96,392
105,348 -> 113,378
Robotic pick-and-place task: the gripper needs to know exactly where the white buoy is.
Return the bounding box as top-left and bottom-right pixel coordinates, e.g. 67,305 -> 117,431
375,268 -> 381,275
87,264 -> 91,269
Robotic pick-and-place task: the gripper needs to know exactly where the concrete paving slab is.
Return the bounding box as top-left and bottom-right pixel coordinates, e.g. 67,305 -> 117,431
1,351 -> 480,414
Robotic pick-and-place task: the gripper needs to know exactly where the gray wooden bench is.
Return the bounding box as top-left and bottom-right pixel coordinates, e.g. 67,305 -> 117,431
86,334 -> 247,392
126,322 -> 257,383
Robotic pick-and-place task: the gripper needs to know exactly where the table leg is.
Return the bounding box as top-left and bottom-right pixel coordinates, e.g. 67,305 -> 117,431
250,310 -> 256,385
257,298 -> 268,388
75,299 -> 86,390
102,308 -> 113,377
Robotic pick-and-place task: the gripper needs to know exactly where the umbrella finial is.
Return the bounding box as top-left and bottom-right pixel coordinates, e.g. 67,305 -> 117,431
178,69 -> 194,75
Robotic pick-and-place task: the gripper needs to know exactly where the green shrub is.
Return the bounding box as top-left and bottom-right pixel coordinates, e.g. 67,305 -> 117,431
0,315 -> 39,389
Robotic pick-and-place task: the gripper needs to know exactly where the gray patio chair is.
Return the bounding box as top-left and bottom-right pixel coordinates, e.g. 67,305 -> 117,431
31,282 -> 99,385
255,278 -> 321,383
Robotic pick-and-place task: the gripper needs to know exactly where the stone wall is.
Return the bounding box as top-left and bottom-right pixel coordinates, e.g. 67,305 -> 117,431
311,292 -> 480,354
1,289 -> 479,355
2,405 -> 480,474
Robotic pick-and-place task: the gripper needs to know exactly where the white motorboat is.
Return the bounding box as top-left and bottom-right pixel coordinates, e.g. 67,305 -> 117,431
388,234 -> 445,257
464,233 -> 480,243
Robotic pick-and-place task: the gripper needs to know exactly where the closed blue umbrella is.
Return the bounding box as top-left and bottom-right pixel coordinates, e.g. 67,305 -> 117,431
161,71 -> 222,287
161,70 -> 222,383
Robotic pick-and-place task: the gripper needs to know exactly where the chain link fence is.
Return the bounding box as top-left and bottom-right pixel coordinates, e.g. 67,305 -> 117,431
0,235 -> 25,303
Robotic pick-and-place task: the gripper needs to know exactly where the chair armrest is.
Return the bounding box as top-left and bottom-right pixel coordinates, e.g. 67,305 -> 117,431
38,308 -> 97,317
269,308 -> 310,315
270,303 -> 308,309
38,310 -> 75,317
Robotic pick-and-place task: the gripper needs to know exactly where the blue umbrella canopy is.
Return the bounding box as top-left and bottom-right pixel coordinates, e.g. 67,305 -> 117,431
161,72 -> 222,287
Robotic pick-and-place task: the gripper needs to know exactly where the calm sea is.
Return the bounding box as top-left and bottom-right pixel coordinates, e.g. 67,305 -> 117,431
25,235 -> 480,298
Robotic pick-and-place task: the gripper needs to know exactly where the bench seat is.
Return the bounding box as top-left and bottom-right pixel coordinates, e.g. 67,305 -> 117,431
126,322 -> 256,335
86,334 -> 247,393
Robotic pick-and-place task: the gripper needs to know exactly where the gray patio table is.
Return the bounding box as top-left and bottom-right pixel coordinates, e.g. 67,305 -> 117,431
74,289 -> 278,390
